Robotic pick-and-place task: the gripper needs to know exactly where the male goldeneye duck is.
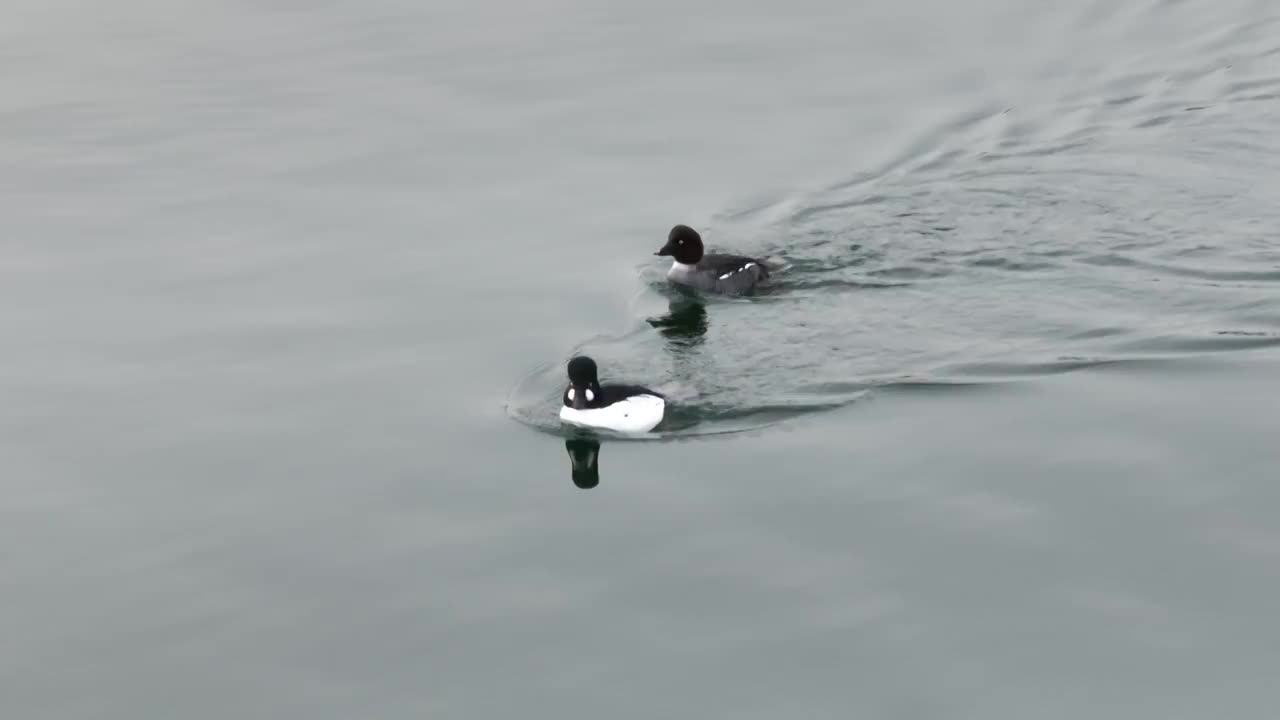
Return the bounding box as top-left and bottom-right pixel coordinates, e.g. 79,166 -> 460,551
558,356 -> 665,433
655,224 -> 770,294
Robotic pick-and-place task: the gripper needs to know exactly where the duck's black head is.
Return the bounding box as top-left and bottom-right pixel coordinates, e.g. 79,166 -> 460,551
656,224 -> 704,265
565,355 -> 601,410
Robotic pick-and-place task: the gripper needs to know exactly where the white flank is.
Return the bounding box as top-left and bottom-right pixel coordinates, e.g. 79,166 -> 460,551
559,394 -> 665,433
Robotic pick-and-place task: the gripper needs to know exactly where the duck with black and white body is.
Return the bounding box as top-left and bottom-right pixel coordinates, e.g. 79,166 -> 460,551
558,356 -> 666,434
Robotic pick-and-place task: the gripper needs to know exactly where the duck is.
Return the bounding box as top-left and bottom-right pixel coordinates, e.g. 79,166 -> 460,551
655,224 -> 770,294
558,356 -> 665,433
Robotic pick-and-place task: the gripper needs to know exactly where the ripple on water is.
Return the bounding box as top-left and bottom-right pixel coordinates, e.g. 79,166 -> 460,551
509,41 -> 1280,439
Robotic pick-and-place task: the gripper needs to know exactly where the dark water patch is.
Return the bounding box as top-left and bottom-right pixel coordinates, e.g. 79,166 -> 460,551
967,256 -> 1058,272
866,266 -> 950,280
1078,254 -> 1280,284
793,380 -> 868,395
777,249 -> 881,273
868,378 -> 996,395
941,356 -> 1157,379
1033,247 -> 1082,259
1115,333 -> 1280,354
1104,94 -> 1145,107
978,140 -> 1092,162
645,300 -> 709,348
1227,76 -> 1280,96
673,399 -> 859,427
1236,313 -> 1280,328
1148,264 -> 1280,284
1067,326 -> 1130,341
1135,114 -> 1176,129
782,278 -> 912,292
933,350 -> 1253,383
1238,91 -> 1280,103
1171,243 -> 1230,259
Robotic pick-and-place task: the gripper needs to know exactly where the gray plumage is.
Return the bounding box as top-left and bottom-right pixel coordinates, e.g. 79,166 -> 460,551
666,255 -> 770,294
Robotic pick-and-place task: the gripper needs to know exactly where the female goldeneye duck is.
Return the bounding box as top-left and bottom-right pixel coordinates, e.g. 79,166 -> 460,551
558,355 -> 665,433
655,224 -> 770,294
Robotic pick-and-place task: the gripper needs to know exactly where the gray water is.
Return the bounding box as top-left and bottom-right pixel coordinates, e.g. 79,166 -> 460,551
4,0 -> 1280,717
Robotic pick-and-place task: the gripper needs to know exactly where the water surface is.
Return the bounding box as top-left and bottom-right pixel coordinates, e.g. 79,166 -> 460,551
3,0 -> 1280,718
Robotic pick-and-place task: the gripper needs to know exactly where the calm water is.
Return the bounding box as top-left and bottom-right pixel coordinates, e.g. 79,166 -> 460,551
4,0 -> 1280,717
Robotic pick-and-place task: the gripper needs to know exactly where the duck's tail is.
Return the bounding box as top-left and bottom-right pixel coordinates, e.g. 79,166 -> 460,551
761,255 -> 789,272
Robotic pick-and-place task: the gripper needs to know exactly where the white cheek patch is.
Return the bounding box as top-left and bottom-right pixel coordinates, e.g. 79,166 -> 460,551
585,388 -> 595,402
566,387 -> 575,401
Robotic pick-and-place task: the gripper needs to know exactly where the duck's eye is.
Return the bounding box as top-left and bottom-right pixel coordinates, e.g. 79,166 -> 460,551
585,389 -> 595,402
678,239 -> 684,244
566,387 -> 575,401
